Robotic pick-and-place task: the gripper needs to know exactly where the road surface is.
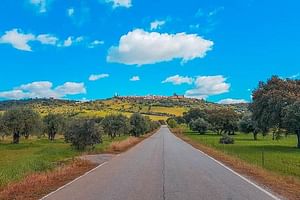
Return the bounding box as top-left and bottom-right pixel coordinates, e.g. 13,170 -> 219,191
42,126 -> 280,200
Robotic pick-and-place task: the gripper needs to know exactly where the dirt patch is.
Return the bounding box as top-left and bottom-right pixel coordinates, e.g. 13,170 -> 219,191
0,159 -> 96,200
172,130 -> 300,200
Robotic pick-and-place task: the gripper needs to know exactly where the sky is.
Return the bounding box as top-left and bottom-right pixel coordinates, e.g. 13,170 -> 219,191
0,0 -> 299,104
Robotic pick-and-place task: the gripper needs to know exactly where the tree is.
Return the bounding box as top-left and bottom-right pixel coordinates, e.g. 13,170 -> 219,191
205,108 -> 239,135
0,114 -> 7,140
130,113 -> 148,137
283,101 -> 300,148
239,113 -> 260,140
250,76 -> 300,140
101,114 -> 130,139
64,119 -> 103,150
167,118 -> 178,128
189,118 -> 210,134
44,113 -> 65,141
2,107 -> 42,144
183,108 -> 206,124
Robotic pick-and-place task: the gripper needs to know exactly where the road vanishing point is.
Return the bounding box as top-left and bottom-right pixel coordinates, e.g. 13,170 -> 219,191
42,126 -> 280,200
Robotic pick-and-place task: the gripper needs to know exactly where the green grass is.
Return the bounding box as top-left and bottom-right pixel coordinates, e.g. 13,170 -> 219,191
0,135 -> 128,188
184,130 -> 300,179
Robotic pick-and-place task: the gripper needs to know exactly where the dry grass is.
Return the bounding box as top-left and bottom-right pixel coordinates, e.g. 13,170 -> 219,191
107,130 -> 158,153
0,159 -> 96,200
109,137 -> 141,152
173,130 -> 300,200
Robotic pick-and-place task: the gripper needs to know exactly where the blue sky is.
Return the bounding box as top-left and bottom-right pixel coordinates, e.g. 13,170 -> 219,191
0,0 -> 299,103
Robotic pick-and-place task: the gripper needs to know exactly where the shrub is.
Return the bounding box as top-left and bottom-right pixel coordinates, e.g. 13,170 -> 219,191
219,135 -> 234,144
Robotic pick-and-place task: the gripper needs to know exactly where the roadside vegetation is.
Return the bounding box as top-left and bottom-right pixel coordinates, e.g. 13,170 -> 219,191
167,75 -> 300,198
0,109 -> 160,189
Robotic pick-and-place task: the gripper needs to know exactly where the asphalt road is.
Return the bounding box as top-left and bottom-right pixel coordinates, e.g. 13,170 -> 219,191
42,126 -> 280,200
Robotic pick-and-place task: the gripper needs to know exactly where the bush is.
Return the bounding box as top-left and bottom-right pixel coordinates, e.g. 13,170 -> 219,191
189,118 -> 210,134
219,135 -> 234,144
64,119 -> 103,150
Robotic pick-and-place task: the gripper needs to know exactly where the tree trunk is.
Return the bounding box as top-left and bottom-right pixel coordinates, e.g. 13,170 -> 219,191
13,132 -> 20,144
297,130 -> 300,149
253,132 -> 258,140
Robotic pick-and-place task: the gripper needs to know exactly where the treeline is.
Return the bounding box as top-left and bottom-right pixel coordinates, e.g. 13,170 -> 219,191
168,75 -> 300,148
167,107 -> 239,144
0,108 -> 160,150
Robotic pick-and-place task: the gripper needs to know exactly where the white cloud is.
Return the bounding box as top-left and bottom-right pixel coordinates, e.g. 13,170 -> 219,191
0,81 -> 86,100
162,75 -> 193,85
185,75 -> 230,99
0,29 -> 35,51
150,20 -> 166,30
36,34 -> 58,45
89,74 -> 109,81
130,76 -> 140,81
55,82 -> 86,95
63,37 -> 73,47
67,8 -> 75,17
107,29 -> 213,65
218,98 -> 248,104
30,0 -> 51,13
0,29 -> 60,51
106,0 -> 132,8
88,40 -> 104,48
62,36 -> 83,47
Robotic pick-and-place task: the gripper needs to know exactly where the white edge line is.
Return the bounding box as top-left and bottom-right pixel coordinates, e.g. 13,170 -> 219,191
40,161 -> 108,200
195,148 -> 281,200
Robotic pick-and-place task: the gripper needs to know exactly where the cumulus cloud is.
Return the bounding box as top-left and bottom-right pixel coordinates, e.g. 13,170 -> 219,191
107,29 -> 213,65
217,98 -> 248,104
162,75 -> 193,85
30,0 -> 52,13
89,74 -> 109,81
185,75 -> 230,99
150,20 -> 166,30
36,34 -> 58,45
0,29 -> 59,51
130,76 -> 140,81
105,0 -> 132,8
0,29 -> 35,51
0,81 -> 86,100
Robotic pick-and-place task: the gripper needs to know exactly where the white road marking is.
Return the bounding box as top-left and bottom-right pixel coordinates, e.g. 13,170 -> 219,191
40,162 -> 108,200
194,148 -> 281,200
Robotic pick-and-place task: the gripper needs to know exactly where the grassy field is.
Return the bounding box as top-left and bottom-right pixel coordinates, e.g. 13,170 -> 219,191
183,130 -> 300,179
0,135 -> 128,188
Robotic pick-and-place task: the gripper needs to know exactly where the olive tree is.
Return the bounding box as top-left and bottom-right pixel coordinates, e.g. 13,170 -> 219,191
130,113 -> 148,137
101,114 -> 130,139
44,113 -> 65,140
64,119 -> 103,150
2,107 -> 42,143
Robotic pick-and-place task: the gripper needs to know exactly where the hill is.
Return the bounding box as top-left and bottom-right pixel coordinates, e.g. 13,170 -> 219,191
0,97 -> 249,120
